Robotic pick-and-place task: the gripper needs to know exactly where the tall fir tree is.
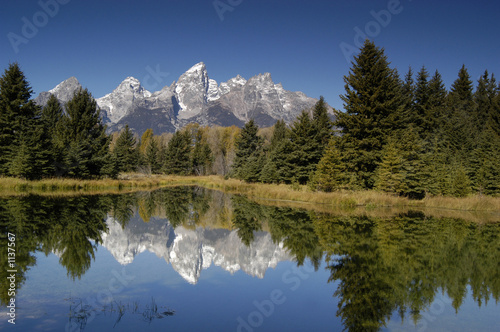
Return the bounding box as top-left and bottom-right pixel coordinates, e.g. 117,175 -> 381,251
261,120 -> 288,183
0,63 -> 39,176
311,136 -> 348,191
113,125 -> 138,173
426,70 -> 448,140
232,119 -> 264,181
311,96 -> 333,147
445,65 -> 475,159
374,138 -> 405,194
413,66 -> 431,136
285,110 -> 320,184
163,130 -> 192,175
145,136 -> 160,174
59,88 -> 111,178
41,95 -> 65,176
191,129 -> 213,176
335,40 -> 403,188
401,67 -> 416,122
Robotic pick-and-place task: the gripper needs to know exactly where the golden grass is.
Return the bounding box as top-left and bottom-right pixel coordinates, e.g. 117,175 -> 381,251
0,175 -> 499,218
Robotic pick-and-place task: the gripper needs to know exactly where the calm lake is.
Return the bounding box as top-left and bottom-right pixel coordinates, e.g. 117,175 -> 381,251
0,187 -> 499,331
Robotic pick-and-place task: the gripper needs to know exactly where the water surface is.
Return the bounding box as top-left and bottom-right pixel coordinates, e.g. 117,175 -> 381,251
0,187 -> 499,331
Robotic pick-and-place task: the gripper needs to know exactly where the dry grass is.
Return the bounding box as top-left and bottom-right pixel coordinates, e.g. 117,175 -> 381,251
0,175 -> 499,218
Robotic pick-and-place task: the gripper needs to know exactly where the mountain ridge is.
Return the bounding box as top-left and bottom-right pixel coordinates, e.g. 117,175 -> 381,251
35,62 -> 331,134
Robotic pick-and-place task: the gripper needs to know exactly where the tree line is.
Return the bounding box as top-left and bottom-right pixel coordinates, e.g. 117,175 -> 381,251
232,40 -> 500,197
0,62 -> 241,180
1,39 -> 499,197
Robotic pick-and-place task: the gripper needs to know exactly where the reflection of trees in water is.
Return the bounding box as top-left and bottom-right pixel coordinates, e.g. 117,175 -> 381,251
314,211 -> 500,331
0,195 -> 112,305
2,188 -> 499,332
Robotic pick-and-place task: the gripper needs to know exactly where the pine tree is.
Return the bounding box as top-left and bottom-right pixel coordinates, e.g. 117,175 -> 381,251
59,88 -> 111,178
414,66 -> 430,136
261,120 -> 288,183
0,63 -> 39,176
397,126 -> 426,199
311,137 -> 347,191
269,119 -> 287,149
113,125 -> 138,173
335,40 -> 403,188
232,119 -> 264,181
426,70 -> 448,143
374,139 -> 405,194
445,65 -> 475,158
145,137 -> 160,174
41,95 -> 65,176
286,110 -> 319,184
191,127 -> 213,176
311,96 -> 333,147
401,67 -> 416,122
8,133 -> 33,179
164,130 -> 192,175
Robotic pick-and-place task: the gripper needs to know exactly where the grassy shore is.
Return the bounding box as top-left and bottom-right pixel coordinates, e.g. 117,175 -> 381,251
0,174 -> 499,214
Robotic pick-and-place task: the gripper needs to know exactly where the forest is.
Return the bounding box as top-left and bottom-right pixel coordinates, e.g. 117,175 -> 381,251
0,40 -> 499,198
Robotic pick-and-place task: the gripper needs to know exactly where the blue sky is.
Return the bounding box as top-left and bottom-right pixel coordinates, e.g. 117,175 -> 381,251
1,0 -> 499,111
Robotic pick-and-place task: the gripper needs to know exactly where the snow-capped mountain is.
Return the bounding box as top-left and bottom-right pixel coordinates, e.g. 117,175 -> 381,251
36,62 -> 328,134
34,76 -> 82,106
100,214 -> 291,284
97,77 -> 152,123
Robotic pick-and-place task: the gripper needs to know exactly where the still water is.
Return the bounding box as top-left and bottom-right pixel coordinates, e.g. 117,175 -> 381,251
0,187 -> 499,331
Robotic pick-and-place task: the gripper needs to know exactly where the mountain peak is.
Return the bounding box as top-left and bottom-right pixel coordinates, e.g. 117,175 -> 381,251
186,62 -> 206,74
49,76 -> 81,94
36,63 -> 325,134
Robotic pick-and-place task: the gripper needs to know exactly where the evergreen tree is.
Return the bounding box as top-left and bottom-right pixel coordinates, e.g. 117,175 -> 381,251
374,139 -> 405,194
269,119 -> 287,149
335,40 -> 403,188
311,137 -> 347,191
426,70 -> 448,142
261,120 -> 288,183
41,95 -> 65,175
0,63 -> 39,176
414,66 -> 430,135
59,88 -> 111,178
445,65 -> 475,158
113,125 -> 138,173
191,128 -> 213,175
311,96 -> 333,148
401,67 -> 416,121
8,133 -> 34,179
397,126 -> 426,199
232,119 -> 264,181
285,110 -> 320,184
164,130 -> 192,175
145,137 -> 160,174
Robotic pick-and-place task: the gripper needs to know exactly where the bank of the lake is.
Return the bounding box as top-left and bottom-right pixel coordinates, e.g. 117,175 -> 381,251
0,175 -> 499,215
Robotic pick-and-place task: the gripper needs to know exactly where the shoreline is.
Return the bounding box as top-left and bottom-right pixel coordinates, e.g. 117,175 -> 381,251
0,174 -> 499,215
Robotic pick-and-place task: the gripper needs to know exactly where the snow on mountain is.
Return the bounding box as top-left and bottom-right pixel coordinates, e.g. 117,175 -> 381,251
34,76 -> 82,106
36,62 -> 327,134
96,77 -> 151,123
174,62 -> 210,120
219,75 -> 247,95
100,214 -> 291,284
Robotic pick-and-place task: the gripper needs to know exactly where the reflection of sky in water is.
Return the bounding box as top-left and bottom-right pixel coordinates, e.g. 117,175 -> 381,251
1,189 -> 499,332
3,241 -> 340,331
385,285 -> 500,332
2,240 -> 498,331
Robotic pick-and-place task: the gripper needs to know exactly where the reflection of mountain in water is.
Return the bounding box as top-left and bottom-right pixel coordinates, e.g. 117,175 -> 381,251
101,213 -> 290,284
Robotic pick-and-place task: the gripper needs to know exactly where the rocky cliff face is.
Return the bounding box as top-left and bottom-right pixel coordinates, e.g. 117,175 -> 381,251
36,62 -> 329,134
